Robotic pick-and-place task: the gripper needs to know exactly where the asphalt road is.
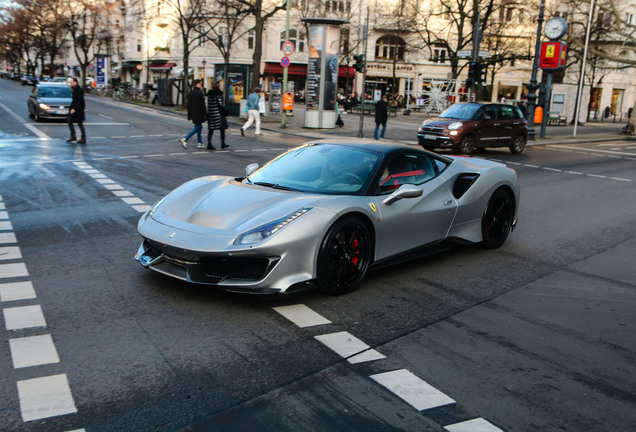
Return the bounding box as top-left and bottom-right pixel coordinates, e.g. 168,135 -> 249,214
0,78 -> 635,432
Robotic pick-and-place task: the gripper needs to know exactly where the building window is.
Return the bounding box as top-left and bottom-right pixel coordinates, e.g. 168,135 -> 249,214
433,46 -> 446,63
626,13 -> 633,25
375,35 -> 406,61
280,29 -> 304,52
218,26 -> 228,48
137,39 -> 141,52
247,30 -> 254,50
198,25 -> 206,47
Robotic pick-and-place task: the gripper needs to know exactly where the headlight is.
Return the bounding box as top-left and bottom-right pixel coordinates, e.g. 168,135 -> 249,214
448,122 -> 463,130
39,103 -> 51,110
234,208 -> 311,245
144,197 -> 166,221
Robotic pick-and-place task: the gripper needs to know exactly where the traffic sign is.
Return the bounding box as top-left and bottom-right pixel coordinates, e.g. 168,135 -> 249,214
457,50 -> 471,58
281,56 -> 290,67
282,41 -> 295,56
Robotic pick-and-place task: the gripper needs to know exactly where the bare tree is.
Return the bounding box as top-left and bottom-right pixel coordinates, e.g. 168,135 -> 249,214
0,7 -> 39,76
235,0 -> 286,90
200,0 -> 250,65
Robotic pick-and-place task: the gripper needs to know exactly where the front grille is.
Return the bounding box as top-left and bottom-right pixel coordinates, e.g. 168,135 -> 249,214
142,239 -> 279,284
420,125 -> 444,134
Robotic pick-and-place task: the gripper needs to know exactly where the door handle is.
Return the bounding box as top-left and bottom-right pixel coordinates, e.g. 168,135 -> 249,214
444,199 -> 453,206
494,123 -> 501,126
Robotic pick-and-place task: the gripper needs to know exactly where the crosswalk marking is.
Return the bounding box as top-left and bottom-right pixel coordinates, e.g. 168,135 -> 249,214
10,334 -> 60,368
0,232 -> 18,244
0,281 -> 36,302
370,369 -> 456,411
315,331 -> 386,364
0,262 -> 29,278
0,246 -> 23,261
273,304 -> 332,327
444,418 -> 504,432
4,305 -> 47,330
17,374 -> 78,421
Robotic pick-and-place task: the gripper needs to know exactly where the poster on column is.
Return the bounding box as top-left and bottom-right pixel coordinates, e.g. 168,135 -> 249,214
323,25 -> 340,110
306,25 -> 324,110
96,56 -> 108,86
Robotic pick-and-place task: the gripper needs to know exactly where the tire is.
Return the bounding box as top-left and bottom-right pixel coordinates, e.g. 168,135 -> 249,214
510,135 -> 526,154
33,110 -> 41,122
481,189 -> 514,249
317,217 -> 372,295
457,135 -> 476,155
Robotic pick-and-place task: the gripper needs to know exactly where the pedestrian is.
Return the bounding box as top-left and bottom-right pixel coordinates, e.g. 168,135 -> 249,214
240,88 -> 262,136
180,79 -> 206,149
206,83 -> 229,150
374,94 -> 389,140
66,77 -> 86,144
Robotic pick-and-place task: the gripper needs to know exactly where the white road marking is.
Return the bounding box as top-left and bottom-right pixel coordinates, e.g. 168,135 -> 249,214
121,197 -> 144,205
444,418 -> 504,432
132,205 -> 152,213
273,304 -> 332,328
555,145 -> 636,157
10,334 -> 60,368
0,262 -> 28,278
82,169 -> 100,174
17,374 -> 77,421
103,184 -> 124,190
131,135 -> 146,138
315,331 -> 386,364
112,190 -> 134,197
0,281 -> 37,302
0,202 -> 4,209
587,174 -> 606,178
0,246 -> 23,260
4,305 -> 46,330
0,232 -> 17,244
99,113 -> 114,119
370,369 -> 456,411
0,210 -> 8,219
89,173 -> 107,179
611,177 -> 631,182
96,178 -> 116,184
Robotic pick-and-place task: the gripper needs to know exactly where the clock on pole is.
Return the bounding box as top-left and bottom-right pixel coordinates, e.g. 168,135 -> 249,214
544,17 -> 567,40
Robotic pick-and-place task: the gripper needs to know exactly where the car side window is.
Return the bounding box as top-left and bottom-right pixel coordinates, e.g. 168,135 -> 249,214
483,106 -> 499,120
501,106 -> 515,119
377,154 -> 437,194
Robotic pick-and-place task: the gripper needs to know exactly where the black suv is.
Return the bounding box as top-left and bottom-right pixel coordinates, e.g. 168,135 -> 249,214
417,103 -> 528,154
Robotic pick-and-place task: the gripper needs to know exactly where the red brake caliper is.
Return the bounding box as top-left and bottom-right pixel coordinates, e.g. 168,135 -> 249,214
350,236 -> 360,268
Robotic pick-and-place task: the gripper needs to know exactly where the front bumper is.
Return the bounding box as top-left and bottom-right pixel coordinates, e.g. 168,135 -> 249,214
135,239 -> 286,293
417,131 -> 457,148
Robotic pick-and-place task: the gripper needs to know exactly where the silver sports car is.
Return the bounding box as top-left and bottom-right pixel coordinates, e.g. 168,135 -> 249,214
135,139 -> 519,295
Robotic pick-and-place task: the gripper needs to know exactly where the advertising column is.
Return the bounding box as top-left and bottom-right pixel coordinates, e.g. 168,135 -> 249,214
302,18 -> 348,129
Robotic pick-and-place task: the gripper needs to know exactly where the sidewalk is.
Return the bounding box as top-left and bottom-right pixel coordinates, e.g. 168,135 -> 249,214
95,95 -> 632,146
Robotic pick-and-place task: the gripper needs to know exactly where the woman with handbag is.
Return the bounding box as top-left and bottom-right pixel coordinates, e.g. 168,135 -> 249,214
206,83 -> 229,150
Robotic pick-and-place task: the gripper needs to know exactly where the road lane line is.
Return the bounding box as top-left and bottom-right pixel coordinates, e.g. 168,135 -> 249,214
0,246 -> 23,261
273,304 -> 332,328
555,145 -> 636,157
0,282 -> 36,302
0,232 -> 18,244
370,369 -> 456,411
611,177 -> 631,182
3,305 -> 46,330
0,262 -> 28,278
17,374 -> 77,421
10,334 -> 60,368
315,331 -> 386,364
444,418 -> 504,432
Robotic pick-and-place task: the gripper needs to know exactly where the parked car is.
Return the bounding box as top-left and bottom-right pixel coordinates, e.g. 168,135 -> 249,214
417,102 -> 528,154
136,139 -> 519,295
21,75 -> 37,86
27,84 -> 72,122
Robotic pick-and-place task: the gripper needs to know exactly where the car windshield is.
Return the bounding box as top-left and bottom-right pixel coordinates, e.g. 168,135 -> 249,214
246,143 -> 380,195
38,87 -> 72,98
439,103 -> 482,120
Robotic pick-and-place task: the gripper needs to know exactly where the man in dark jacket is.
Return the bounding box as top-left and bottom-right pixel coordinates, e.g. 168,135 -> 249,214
374,94 -> 389,140
67,77 -> 86,144
180,79 -> 206,149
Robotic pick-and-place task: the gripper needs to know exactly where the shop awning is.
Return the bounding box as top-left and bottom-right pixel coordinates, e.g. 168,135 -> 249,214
149,62 -> 177,70
121,61 -> 142,67
264,62 -> 356,77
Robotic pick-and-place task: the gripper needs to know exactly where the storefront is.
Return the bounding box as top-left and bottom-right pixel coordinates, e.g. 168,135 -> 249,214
262,62 -> 356,98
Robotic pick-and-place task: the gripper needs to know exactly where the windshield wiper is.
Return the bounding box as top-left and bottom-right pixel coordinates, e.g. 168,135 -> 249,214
253,182 -> 301,192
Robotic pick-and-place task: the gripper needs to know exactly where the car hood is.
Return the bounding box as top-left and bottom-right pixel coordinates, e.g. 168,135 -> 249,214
38,97 -> 71,105
151,176 -> 325,235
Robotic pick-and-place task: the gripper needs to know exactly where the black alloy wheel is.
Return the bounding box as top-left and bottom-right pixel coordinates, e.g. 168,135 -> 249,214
317,217 -> 372,295
510,135 -> 526,154
457,135 -> 476,155
481,189 -> 514,249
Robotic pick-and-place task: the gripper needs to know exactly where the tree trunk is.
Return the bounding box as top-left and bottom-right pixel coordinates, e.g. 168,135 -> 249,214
251,13 -> 265,90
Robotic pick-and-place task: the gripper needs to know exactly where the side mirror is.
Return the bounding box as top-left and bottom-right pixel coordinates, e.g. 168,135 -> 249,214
383,185 -> 423,205
245,163 -> 259,176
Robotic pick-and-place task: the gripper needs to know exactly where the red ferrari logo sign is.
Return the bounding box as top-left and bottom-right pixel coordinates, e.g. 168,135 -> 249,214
540,41 -> 567,70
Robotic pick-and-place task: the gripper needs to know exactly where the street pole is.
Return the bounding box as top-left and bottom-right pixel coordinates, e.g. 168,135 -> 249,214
525,0 -> 546,140
469,1 -> 480,102
357,7 -> 369,138
573,0 -> 595,137
281,0 -> 290,128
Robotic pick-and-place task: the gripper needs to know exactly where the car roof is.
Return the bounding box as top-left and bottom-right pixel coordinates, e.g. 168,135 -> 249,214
37,82 -> 68,87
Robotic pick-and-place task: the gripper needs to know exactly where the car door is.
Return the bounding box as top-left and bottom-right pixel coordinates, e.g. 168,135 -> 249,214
498,105 -> 518,145
373,153 -> 457,260
475,105 -> 501,147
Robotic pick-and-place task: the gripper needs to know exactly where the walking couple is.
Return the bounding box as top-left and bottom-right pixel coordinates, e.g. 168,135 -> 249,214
180,79 -> 229,150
